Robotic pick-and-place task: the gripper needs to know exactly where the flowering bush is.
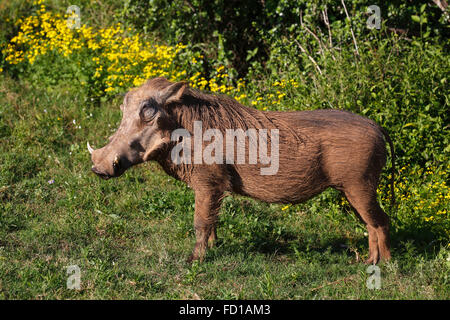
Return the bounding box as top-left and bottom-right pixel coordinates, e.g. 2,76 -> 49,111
377,165 -> 450,239
2,1 -> 242,99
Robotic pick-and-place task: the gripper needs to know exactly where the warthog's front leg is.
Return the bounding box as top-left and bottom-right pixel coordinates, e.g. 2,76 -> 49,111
187,189 -> 223,263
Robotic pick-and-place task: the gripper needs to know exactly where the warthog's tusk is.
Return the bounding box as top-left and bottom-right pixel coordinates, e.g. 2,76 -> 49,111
113,155 -> 120,167
87,142 -> 95,154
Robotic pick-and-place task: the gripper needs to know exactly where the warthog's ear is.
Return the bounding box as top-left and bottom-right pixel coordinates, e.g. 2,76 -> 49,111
160,81 -> 187,106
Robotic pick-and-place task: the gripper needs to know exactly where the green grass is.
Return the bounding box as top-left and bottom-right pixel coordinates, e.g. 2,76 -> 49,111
0,76 -> 448,299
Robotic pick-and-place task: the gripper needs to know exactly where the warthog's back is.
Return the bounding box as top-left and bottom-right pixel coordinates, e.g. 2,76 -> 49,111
233,109 -> 387,204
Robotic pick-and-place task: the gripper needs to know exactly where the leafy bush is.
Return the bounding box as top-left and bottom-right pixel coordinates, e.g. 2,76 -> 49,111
120,0 -> 449,76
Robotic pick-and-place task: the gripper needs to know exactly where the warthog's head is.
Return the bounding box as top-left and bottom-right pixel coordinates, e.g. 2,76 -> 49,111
89,78 -> 186,179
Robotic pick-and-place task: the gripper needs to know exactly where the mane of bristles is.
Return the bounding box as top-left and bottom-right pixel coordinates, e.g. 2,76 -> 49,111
147,77 -> 302,144
168,86 -> 277,134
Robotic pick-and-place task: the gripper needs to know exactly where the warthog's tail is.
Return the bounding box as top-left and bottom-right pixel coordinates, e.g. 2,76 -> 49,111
380,127 -> 396,208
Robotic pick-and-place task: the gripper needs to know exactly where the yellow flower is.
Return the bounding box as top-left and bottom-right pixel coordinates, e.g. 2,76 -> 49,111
4,2 -> 249,99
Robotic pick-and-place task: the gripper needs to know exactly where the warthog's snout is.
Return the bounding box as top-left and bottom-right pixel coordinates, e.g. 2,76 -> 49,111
91,165 -> 112,180
88,142 -> 111,179
89,141 -> 127,180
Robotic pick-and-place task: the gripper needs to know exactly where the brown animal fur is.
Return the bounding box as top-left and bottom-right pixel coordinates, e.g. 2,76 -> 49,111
90,77 -> 395,264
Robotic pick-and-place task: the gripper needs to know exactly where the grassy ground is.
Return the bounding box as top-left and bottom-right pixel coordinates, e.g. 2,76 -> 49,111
0,76 -> 448,299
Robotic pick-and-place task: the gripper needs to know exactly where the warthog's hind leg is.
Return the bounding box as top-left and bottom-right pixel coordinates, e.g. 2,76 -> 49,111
343,184 -> 391,264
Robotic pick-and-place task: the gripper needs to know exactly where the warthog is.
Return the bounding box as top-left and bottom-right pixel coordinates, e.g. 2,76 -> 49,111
89,77 -> 395,264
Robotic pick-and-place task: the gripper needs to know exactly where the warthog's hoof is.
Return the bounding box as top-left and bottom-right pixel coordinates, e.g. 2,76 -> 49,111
186,253 -> 204,264
186,254 -> 195,264
364,254 -> 391,265
364,257 -> 379,265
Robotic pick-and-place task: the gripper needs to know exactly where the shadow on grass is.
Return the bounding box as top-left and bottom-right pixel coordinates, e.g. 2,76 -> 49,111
390,221 -> 448,259
215,226 -> 367,261
213,217 -> 447,263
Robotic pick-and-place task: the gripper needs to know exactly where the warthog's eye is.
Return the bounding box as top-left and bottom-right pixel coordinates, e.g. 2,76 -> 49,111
139,99 -> 158,123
